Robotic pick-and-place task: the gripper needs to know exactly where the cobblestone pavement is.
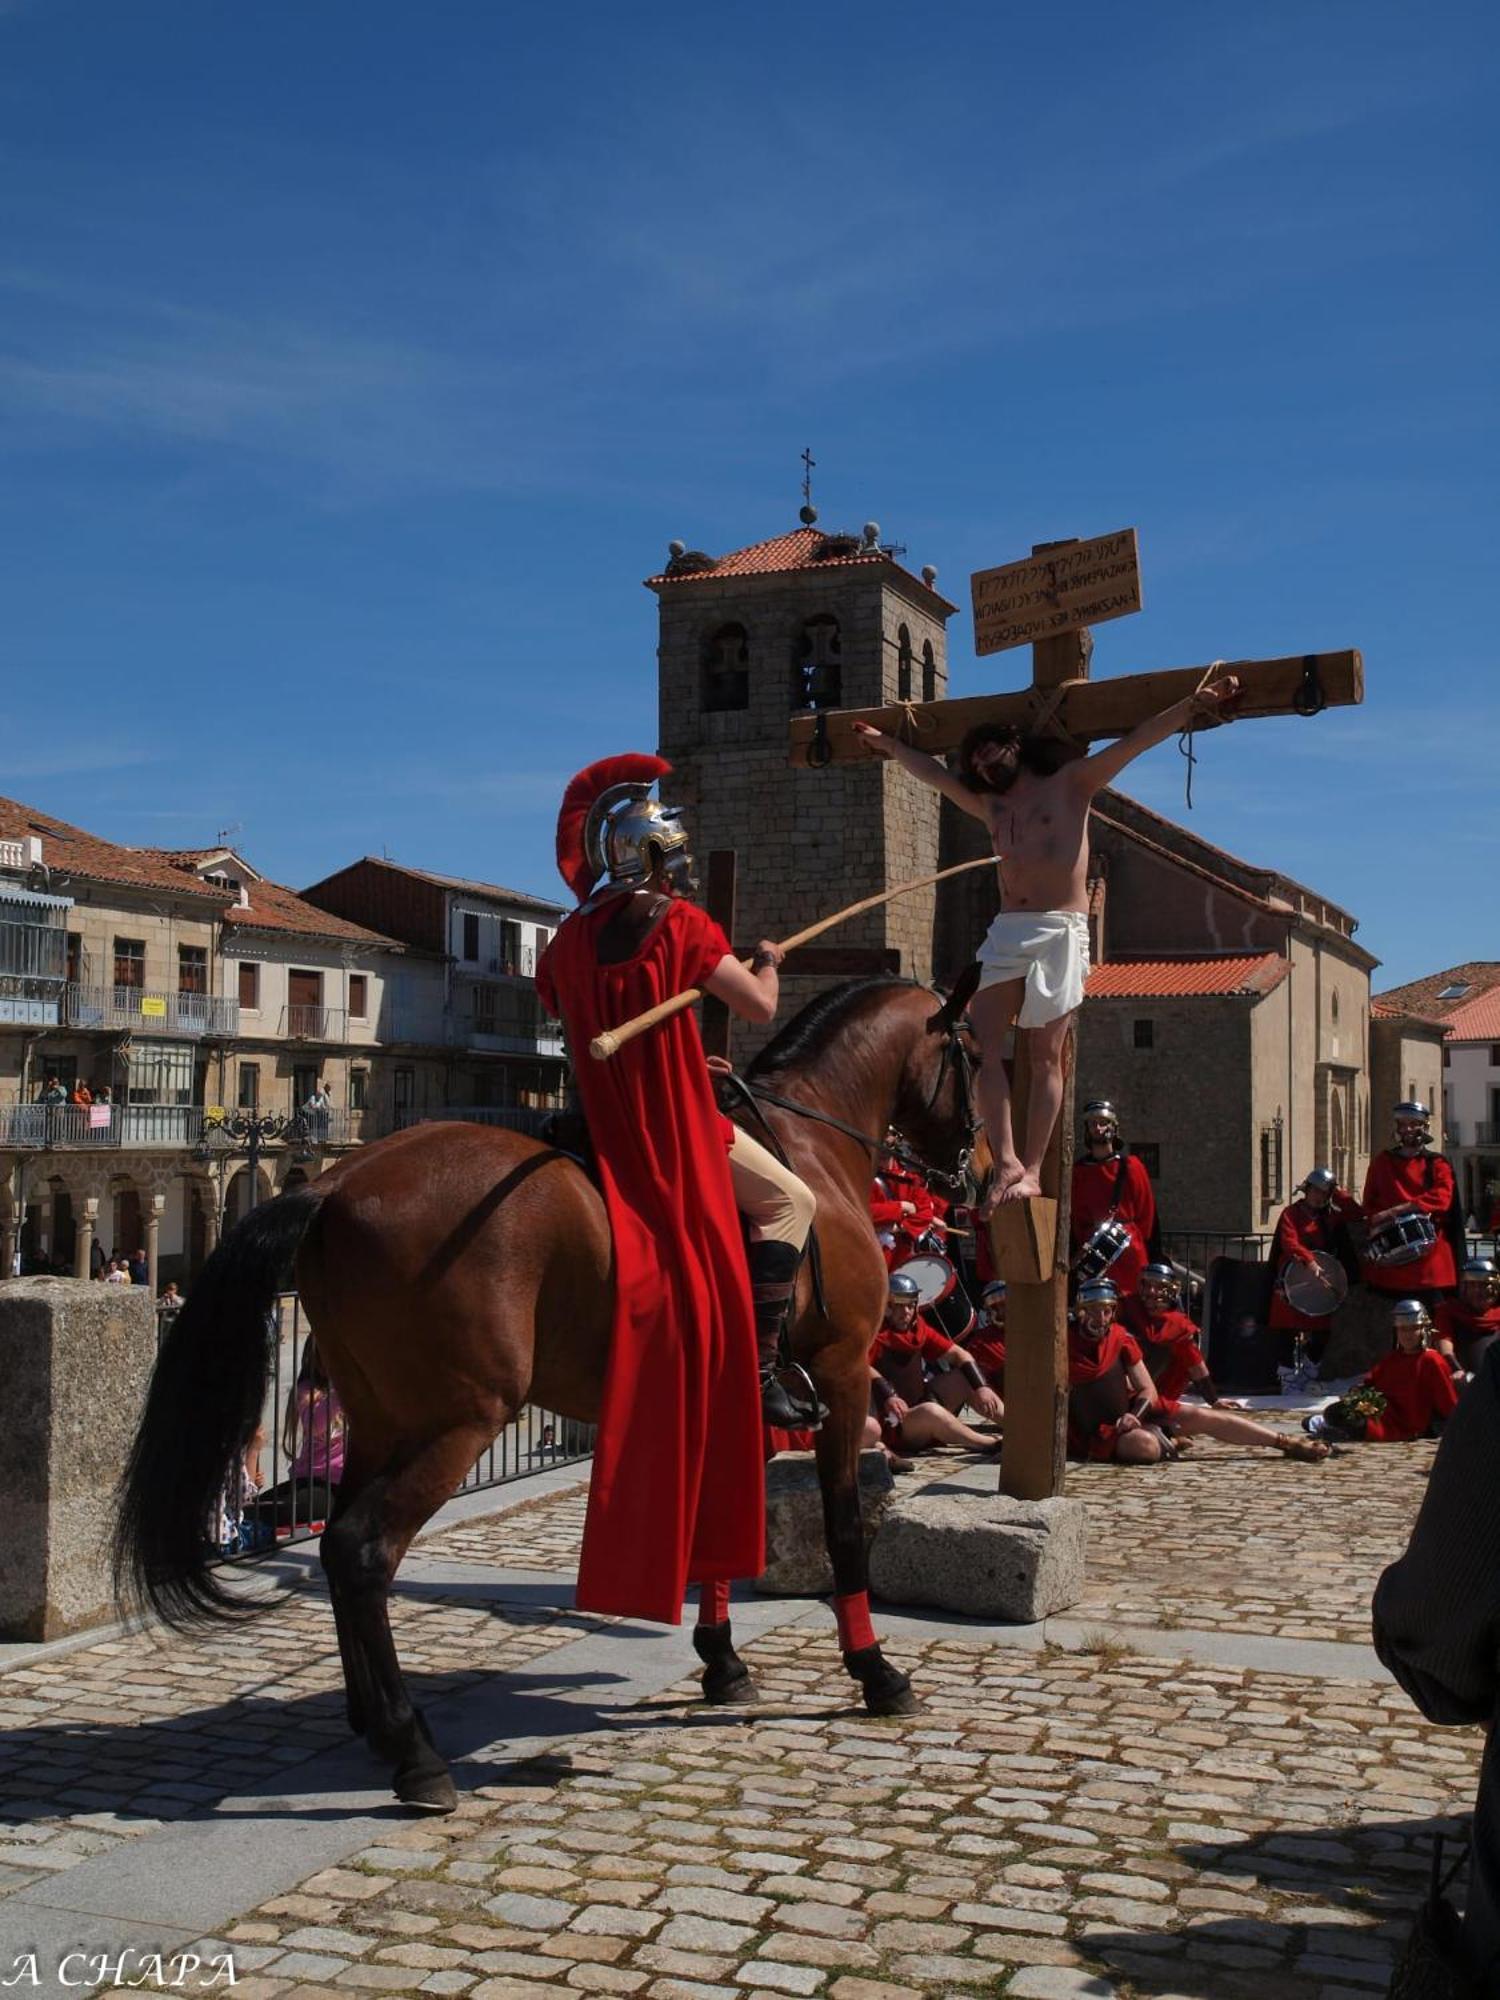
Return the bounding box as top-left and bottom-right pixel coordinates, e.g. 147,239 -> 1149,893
1065,1437 -> 1438,1644
128,1629 -> 1478,1999
0,1590 -> 601,1901
421,1435 -> 1432,1646
0,1437 -> 1477,1998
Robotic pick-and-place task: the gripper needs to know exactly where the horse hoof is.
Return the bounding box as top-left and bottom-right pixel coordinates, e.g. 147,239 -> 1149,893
863,1677 -> 920,1718
843,1644 -> 920,1718
395,1765 -> 458,1815
702,1665 -> 760,1707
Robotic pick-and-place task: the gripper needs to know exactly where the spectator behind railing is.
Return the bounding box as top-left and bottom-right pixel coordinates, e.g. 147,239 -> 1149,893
246,1336 -> 346,1530
37,1074 -> 66,1105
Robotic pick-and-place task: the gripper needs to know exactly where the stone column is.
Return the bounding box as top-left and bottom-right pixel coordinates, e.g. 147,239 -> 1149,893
0,1277 -> 155,1640
75,1196 -> 99,1281
0,1194 -> 16,1281
146,1191 -> 166,1295
202,1183 -> 220,1257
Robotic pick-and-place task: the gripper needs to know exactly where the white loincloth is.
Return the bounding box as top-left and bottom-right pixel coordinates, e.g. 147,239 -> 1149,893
975,909 -> 1090,1027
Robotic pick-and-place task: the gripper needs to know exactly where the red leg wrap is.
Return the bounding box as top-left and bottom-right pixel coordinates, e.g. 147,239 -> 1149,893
834,1590 -> 878,1653
697,1580 -> 731,1627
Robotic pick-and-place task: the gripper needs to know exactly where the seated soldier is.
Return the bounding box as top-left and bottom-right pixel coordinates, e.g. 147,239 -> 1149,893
1308,1299 -> 1461,1443
1124,1263 -> 1241,1408
929,1277 -> 1006,1420
1435,1258 -> 1500,1378
870,1271 -> 1002,1456
1072,1278 -> 1327,1466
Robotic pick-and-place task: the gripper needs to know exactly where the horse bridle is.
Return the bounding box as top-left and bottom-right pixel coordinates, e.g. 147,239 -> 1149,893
731,1007 -> 980,1192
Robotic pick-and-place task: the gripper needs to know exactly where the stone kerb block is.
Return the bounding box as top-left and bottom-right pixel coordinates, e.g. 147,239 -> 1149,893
755,1448 -> 894,1596
869,1491 -> 1086,1623
0,1277 -> 156,1641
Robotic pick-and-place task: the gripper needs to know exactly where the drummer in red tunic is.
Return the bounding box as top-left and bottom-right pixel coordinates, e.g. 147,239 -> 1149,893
1308,1299 -> 1460,1443
1435,1258 -> 1500,1378
1360,1101 -> 1465,1303
1070,1099 -> 1158,1297
1269,1167 -> 1361,1366
869,1138 -> 945,1269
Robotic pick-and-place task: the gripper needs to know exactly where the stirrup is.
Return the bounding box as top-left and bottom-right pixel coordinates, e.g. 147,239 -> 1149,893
762,1359 -> 826,1431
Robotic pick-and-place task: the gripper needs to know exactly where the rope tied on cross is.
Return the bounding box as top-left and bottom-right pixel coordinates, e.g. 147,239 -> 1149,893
1178,660 -> 1229,811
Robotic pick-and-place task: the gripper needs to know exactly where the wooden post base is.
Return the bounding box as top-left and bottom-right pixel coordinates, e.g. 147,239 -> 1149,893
986,1196 -> 1059,1285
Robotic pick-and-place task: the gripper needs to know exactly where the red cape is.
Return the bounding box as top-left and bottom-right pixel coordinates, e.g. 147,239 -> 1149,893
536,897 -> 764,1623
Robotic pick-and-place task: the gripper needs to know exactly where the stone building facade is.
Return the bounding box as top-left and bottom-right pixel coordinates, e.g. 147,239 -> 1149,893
648,522 -> 955,1052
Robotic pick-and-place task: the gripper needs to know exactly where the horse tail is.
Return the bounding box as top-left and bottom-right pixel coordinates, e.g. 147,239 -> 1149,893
113,1185 -> 327,1629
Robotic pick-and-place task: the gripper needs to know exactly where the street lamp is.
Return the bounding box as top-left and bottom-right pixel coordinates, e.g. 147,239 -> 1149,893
194,1108 -> 314,1223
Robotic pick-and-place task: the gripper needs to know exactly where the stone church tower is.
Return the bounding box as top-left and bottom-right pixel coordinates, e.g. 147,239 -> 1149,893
648,514 -> 956,1051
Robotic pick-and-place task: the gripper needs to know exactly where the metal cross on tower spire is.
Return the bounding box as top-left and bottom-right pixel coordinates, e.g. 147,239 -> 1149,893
799,447 -> 817,524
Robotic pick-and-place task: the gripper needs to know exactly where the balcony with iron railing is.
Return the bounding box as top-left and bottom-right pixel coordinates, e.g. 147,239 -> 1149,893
280,1004 -> 349,1041
0,1103 -> 208,1149
64,983 -> 239,1038
455,944 -> 540,980
0,918 -> 67,984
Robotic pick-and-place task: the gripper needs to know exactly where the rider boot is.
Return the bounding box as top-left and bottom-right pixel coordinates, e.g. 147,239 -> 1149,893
748,1238 -> 826,1431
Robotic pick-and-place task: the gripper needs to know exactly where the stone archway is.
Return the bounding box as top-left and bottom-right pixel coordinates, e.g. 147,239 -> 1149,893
111,1181 -> 143,1262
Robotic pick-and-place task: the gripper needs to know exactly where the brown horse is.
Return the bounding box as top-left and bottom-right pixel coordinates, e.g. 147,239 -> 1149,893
115,974 -> 980,1812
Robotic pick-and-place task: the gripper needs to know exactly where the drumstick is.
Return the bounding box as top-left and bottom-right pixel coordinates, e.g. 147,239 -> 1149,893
588,854 -> 1000,1061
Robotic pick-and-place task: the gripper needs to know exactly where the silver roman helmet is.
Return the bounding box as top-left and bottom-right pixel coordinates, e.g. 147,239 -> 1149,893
583,777 -> 696,897
888,1271 -> 922,1302
1138,1262 -> 1178,1308
1081,1099 -> 1120,1150
1391,1297 -> 1432,1342
1393,1101 -> 1431,1149
1302,1166 -> 1338,1199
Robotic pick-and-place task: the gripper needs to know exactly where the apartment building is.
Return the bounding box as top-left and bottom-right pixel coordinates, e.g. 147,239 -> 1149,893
0,803 -> 438,1283
299,856 -> 568,1125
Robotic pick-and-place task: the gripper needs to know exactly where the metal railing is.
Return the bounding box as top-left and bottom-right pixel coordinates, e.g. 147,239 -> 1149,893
186,1293 -> 593,1561
395,1104 -> 559,1137
0,918 -> 66,982
456,945 -> 539,979
281,1004 -> 348,1040
65,983 -> 239,1038
1468,1123 -> 1500,1147
0,1103 -> 208,1149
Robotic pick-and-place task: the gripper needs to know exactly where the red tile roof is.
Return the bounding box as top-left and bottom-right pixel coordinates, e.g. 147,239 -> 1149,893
0,795 -> 230,904
219,877 -> 399,949
1086,954 -> 1290,1000
1376,962 -> 1500,1022
1440,991 -> 1500,1042
644,527 -> 958,610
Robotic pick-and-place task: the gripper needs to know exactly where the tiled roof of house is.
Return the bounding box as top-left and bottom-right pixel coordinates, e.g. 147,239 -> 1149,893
1440,990 -> 1500,1042
1086,954 -> 1291,1000
1376,962 -> 1500,1023
1370,997 -> 1449,1031
643,527 -> 958,611
218,878 -> 399,948
0,796 -> 230,904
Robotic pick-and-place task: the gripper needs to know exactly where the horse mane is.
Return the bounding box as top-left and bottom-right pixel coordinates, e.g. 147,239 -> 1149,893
747,976 -> 924,1078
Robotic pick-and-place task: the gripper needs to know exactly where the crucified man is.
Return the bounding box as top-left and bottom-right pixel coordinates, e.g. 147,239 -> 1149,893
854,673 -> 1241,1213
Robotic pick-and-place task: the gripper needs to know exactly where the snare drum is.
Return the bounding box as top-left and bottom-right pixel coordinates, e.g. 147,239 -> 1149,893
1074,1218 -> 1132,1283
1362,1204 -> 1438,1267
896,1252 -> 977,1342
1277,1250 -> 1349,1318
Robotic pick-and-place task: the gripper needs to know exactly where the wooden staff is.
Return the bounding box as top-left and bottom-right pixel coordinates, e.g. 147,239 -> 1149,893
588,855 -> 1000,1061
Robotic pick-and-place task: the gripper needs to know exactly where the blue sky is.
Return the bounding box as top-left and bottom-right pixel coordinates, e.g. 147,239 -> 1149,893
1,1 -> 1493,987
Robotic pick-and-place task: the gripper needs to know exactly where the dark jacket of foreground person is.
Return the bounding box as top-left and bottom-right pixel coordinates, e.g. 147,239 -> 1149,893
1373,1345 -> 1500,1992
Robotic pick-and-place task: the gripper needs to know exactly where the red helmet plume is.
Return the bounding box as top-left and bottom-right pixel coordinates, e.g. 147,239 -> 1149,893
555,753 -> 672,902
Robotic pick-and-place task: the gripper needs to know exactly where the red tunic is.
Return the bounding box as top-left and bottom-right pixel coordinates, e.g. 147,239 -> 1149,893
1071,1154 -> 1156,1296
1363,1346 -> 1460,1442
1269,1198 -> 1355,1332
1066,1323 -> 1145,1461
1360,1151 -> 1460,1294
870,1164 -> 946,1268
961,1327 -> 1007,1388
1122,1302 -> 1205,1403
1434,1300 -> 1500,1369
535,897 -> 764,1623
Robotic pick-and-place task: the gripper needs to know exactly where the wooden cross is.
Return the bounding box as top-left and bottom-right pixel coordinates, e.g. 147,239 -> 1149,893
787,533 -> 1363,1499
